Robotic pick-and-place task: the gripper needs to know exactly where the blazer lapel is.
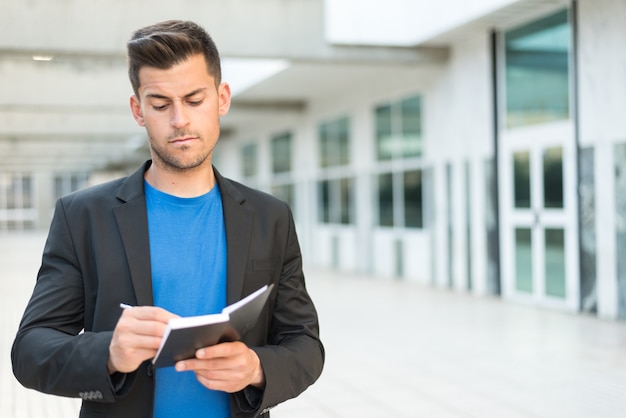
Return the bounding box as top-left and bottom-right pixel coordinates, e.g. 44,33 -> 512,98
113,161 -> 154,307
215,169 -> 253,304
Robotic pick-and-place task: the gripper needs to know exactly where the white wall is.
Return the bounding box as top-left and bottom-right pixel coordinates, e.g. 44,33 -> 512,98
425,32 -> 494,293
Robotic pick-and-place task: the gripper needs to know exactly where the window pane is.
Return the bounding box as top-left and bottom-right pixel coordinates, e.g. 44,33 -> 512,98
338,117 -> 350,166
505,10 -> 570,128
514,151 -> 531,209
375,104 -> 393,161
319,180 -> 330,223
545,228 -> 566,298
319,117 -> 350,168
340,177 -> 353,225
404,169 -> 423,228
543,146 -> 563,209
378,173 -> 394,226
400,96 -> 422,158
271,133 -> 292,173
515,227 -> 533,292
241,143 -> 258,178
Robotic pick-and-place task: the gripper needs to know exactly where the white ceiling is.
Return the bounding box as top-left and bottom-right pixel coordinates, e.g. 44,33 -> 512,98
0,0 -> 567,174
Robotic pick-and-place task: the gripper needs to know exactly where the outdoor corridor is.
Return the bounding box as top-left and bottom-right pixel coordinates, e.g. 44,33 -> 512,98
2,232 -> 625,417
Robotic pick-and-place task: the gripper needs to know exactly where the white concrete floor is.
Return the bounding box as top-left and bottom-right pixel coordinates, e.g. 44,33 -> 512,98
2,232 -> 626,417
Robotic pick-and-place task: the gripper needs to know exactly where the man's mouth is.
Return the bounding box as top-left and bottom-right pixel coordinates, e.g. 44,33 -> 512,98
171,136 -> 196,144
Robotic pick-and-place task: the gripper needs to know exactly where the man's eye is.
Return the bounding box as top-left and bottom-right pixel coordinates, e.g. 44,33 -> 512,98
188,100 -> 203,106
153,104 -> 168,111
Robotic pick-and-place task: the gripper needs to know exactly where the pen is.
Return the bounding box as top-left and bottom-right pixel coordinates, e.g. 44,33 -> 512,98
119,303 -> 134,309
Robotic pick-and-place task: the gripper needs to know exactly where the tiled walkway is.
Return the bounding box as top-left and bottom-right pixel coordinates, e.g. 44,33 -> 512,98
2,232 -> 626,417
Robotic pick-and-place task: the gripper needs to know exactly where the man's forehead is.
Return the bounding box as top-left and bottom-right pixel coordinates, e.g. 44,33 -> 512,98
137,55 -> 216,95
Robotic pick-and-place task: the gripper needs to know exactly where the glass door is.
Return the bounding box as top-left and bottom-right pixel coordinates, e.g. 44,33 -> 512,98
499,123 -> 579,311
498,8 -> 579,311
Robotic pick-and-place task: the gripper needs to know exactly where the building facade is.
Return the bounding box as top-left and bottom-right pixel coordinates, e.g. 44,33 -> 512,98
1,0 -> 625,320
214,0 -> 626,320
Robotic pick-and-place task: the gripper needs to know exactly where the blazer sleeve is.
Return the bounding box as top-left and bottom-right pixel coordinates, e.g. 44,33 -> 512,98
241,205 -> 325,416
11,198 -> 122,402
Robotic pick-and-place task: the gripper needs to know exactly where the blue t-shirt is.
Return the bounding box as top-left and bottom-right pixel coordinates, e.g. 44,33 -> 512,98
145,180 -> 229,418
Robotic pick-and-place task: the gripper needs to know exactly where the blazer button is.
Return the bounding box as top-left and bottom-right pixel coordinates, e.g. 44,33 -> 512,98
146,364 -> 153,377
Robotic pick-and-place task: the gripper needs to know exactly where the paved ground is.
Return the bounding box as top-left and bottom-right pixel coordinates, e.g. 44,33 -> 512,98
2,232 -> 626,417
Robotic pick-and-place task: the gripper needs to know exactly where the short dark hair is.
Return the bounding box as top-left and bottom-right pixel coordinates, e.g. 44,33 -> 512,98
127,20 -> 221,95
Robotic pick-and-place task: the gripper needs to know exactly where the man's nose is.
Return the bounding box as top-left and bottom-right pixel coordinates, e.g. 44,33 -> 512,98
171,104 -> 190,128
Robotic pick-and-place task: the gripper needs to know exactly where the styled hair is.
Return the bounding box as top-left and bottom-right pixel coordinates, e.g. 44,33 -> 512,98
127,20 -> 221,95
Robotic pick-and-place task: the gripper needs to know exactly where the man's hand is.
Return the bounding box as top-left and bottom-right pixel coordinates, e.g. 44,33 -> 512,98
108,306 -> 178,374
175,342 -> 265,393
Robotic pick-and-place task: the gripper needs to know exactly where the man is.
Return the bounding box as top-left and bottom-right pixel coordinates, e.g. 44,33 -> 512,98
12,20 -> 324,418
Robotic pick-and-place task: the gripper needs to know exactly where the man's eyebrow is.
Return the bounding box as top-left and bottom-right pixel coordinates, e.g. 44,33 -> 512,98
145,93 -> 170,100
145,88 -> 207,101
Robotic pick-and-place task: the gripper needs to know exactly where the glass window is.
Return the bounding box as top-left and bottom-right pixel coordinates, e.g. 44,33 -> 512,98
271,132 -> 292,174
400,96 -> 422,158
318,178 -> 353,225
543,146 -> 563,209
403,169 -> 423,228
505,10 -> 571,128
513,151 -> 531,209
53,173 -> 89,200
270,132 -> 295,214
319,117 -> 350,167
375,95 -> 422,160
241,143 -> 258,179
544,228 -> 566,298
376,170 -> 424,229
319,180 -> 330,223
0,172 -> 36,231
339,178 -> 352,224
377,173 -> 394,227
375,104 -> 393,161
318,117 -> 353,225
515,227 -> 533,293
374,95 -> 424,230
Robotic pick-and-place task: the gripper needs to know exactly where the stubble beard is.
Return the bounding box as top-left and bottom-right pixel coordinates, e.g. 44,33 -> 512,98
147,129 -> 213,172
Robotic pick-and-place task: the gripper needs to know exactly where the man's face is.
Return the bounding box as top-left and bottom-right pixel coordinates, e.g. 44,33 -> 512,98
130,53 -> 231,172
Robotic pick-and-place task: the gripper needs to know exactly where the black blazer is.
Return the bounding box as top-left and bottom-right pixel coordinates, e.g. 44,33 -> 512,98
12,161 -> 324,417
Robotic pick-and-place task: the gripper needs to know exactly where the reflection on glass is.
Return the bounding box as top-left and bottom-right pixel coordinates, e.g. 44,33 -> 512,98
378,173 -> 394,226
543,146 -> 564,208
505,10 -> 570,128
404,169 -> 423,228
514,151 -> 531,208
515,228 -> 533,292
545,228 -> 566,298
271,132 -> 292,173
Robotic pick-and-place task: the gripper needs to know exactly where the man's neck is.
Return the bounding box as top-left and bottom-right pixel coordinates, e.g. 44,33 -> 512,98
145,162 -> 216,198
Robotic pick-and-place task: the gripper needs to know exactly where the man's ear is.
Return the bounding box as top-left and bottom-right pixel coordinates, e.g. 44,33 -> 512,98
218,83 -> 232,117
130,95 -> 145,126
